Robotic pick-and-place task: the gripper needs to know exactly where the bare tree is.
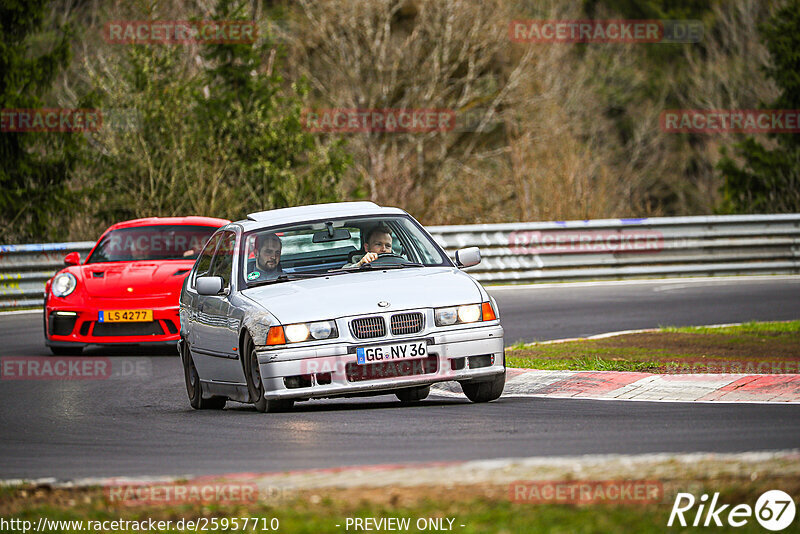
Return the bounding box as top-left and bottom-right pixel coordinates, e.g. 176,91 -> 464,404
284,0 -> 677,223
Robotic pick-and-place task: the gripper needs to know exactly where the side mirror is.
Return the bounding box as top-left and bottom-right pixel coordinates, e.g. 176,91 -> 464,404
64,252 -> 80,266
454,247 -> 481,268
196,276 -> 224,296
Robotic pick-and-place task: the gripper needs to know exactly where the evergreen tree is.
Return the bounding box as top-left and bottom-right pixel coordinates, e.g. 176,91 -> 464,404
86,0 -> 350,224
717,0 -> 800,213
0,0 -> 84,242
197,0 -> 350,212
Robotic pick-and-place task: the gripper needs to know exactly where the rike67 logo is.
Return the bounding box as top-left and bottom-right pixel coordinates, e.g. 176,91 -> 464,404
668,490 -> 796,531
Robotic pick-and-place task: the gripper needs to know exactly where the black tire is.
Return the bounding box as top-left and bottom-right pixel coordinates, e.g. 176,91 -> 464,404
395,385 -> 430,403
182,340 -> 226,410
49,346 -> 83,356
461,371 -> 505,403
243,334 -> 293,413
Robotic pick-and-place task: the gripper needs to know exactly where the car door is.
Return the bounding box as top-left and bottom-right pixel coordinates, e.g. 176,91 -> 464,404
191,230 -> 244,383
183,232 -> 220,349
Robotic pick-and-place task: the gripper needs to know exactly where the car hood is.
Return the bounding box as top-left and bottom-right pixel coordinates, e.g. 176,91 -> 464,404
241,267 -> 482,324
79,261 -> 194,298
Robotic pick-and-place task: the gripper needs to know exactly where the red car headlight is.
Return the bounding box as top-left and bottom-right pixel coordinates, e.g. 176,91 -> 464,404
51,273 -> 77,297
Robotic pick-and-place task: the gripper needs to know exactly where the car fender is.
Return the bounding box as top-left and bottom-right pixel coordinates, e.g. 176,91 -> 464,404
240,310 -> 279,348
461,270 -> 492,304
45,266 -> 87,307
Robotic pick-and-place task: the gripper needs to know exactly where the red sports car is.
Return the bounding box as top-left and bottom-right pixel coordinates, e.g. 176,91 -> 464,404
44,216 -> 230,355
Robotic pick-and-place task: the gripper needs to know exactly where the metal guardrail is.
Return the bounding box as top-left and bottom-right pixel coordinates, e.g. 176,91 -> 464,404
429,214 -> 800,282
0,242 -> 95,309
1,214 -> 799,310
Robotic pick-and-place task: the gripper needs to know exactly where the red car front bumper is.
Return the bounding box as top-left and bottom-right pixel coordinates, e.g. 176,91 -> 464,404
45,299 -> 181,348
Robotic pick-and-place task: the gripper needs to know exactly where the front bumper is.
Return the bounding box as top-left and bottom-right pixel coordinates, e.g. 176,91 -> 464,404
255,324 -> 504,400
44,303 -> 181,347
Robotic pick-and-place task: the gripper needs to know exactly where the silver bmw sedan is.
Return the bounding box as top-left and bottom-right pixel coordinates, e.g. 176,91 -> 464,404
178,202 -> 505,412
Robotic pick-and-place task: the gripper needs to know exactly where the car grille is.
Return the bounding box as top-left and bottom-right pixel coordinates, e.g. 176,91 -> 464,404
79,321 -> 91,336
163,319 -> 179,334
390,312 -> 423,335
49,315 -> 77,336
350,316 -> 386,339
91,321 -> 164,337
346,354 -> 438,382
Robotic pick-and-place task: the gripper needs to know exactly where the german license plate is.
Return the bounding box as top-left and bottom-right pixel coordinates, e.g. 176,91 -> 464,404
356,340 -> 427,365
99,310 -> 153,323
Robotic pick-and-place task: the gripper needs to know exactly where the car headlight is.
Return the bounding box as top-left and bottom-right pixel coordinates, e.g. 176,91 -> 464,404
458,304 -> 481,323
309,320 -> 335,340
435,302 -> 497,326
51,273 -> 77,297
284,323 -> 310,343
271,320 -> 339,344
435,307 -> 459,326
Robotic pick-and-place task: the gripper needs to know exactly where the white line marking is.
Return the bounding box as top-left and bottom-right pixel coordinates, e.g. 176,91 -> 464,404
485,274 -> 800,291
492,393 -> 800,405
515,322 -> 760,345
0,309 -> 43,316
4,450 -> 798,487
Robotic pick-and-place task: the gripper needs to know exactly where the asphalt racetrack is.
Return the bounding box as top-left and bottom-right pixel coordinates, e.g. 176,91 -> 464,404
1,276 -> 799,480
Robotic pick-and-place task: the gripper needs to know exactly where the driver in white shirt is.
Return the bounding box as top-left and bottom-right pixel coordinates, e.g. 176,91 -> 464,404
348,224 -> 393,268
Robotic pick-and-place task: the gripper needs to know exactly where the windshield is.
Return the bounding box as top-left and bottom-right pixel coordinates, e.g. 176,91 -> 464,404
241,215 -> 450,285
86,225 -> 219,263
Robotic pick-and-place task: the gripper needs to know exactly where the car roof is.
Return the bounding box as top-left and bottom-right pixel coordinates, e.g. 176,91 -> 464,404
239,202 -> 407,231
106,216 -> 231,231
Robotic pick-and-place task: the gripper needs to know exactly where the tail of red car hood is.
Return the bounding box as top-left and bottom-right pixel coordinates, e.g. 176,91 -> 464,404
80,262 -> 193,298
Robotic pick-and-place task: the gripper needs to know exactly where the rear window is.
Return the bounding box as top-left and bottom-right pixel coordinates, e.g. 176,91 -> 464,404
86,225 -> 219,263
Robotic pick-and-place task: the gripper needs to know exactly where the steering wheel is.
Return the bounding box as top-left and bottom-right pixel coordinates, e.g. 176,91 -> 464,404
366,252 -> 410,266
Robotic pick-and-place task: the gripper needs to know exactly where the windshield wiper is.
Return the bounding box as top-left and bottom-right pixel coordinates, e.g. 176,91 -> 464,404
369,262 -> 424,269
246,272 -> 323,287
330,262 -> 425,273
